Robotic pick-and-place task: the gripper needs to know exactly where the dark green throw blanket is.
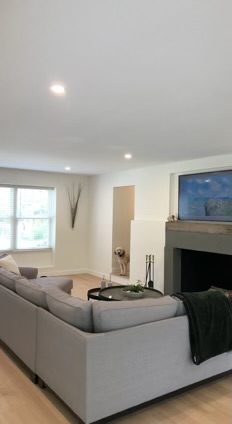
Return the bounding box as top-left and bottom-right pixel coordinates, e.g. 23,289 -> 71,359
174,291 -> 232,365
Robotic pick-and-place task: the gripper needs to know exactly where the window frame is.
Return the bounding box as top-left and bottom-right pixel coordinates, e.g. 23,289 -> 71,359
0,184 -> 55,252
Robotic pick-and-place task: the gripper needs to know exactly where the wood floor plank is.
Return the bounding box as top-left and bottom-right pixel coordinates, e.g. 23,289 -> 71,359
0,348 -> 79,424
0,273 -> 231,424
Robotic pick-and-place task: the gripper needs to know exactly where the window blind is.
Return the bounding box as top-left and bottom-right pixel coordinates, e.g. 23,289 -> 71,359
0,185 -> 55,251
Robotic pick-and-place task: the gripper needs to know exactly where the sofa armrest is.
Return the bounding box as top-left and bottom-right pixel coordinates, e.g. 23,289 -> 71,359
19,266 -> 38,279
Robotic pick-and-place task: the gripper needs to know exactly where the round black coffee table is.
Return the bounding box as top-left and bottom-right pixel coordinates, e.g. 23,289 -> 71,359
88,286 -> 163,301
87,287 -> 101,300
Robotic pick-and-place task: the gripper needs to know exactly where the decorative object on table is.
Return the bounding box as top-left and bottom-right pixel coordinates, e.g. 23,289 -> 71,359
145,254 -> 154,288
123,280 -> 144,298
101,275 -> 107,289
108,273 -> 113,287
167,214 -> 178,222
114,246 -> 130,276
67,182 -> 83,229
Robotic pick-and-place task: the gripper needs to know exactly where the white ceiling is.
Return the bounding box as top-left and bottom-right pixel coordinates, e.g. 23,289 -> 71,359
0,0 -> 232,175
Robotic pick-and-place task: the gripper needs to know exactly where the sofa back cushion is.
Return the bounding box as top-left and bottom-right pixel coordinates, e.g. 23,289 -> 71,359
46,289 -> 93,332
93,296 -> 178,333
31,277 -> 73,294
15,279 -> 49,308
0,267 -> 25,291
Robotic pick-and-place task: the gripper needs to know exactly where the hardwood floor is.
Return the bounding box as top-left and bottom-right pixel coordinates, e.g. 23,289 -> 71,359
0,274 -> 232,424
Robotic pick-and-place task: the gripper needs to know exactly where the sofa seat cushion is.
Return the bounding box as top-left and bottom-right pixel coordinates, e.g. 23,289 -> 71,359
46,289 -> 93,332
15,279 -> 49,308
31,277 -> 73,294
0,254 -> 20,274
93,296 -> 178,333
0,267 -> 27,291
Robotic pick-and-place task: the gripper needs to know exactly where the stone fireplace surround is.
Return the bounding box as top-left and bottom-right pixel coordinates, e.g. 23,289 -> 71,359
164,221 -> 232,295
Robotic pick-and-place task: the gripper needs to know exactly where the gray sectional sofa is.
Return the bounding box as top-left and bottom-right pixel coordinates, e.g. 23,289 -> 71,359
0,267 -> 232,424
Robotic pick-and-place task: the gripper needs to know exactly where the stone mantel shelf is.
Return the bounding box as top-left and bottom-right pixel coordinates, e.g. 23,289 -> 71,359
166,221 -> 232,236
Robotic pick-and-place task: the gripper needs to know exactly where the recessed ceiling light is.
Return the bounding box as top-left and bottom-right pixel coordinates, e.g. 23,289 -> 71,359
65,166 -> 71,171
50,84 -> 66,95
124,153 -> 132,159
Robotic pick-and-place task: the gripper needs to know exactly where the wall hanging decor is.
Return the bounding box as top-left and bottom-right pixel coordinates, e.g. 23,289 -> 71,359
67,182 -> 83,229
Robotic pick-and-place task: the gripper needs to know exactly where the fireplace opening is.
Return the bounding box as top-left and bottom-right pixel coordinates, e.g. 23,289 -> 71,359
181,249 -> 232,292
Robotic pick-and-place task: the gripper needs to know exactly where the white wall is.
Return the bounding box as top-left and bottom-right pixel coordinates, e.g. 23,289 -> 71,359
2,153 -> 232,284
0,168 -> 89,275
88,153 -> 232,290
130,220 -> 165,292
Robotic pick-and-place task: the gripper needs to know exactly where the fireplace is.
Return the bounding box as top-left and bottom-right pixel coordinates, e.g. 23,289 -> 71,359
164,221 -> 232,295
181,249 -> 232,292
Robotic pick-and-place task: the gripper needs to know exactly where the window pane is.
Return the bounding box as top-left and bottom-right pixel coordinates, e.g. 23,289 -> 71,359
0,187 -> 14,218
0,185 -> 54,251
17,219 -> 49,249
17,189 -> 49,218
0,219 -> 11,250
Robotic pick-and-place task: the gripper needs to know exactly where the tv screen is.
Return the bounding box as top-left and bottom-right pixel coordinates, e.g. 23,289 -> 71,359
178,170 -> 232,222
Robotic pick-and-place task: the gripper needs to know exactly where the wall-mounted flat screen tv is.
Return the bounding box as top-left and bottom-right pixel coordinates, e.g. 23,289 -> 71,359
178,170 -> 232,222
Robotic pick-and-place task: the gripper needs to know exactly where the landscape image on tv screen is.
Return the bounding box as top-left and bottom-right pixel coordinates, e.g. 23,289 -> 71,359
178,171 -> 232,222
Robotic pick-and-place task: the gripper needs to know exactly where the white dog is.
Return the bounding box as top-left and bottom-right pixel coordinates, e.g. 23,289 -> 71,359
114,247 -> 130,276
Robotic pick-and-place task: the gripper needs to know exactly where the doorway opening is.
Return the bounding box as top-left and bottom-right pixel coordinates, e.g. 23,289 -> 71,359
112,185 -> 135,280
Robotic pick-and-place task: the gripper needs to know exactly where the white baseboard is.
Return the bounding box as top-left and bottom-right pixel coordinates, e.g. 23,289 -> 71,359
38,267 -> 88,277
110,274 -> 130,285
88,270 -> 129,285
87,269 -> 111,280
37,268 -> 130,286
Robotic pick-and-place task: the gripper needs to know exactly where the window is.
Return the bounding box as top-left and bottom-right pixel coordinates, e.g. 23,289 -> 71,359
0,185 -> 55,251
